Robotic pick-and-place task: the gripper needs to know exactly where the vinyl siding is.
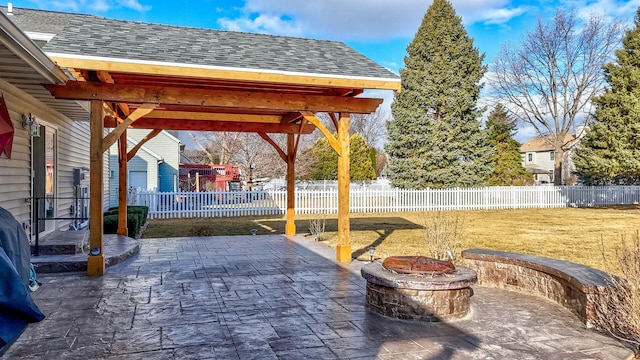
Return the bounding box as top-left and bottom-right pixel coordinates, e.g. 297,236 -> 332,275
0,78 -> 99,235
108,139 -> 161,208
127,129 -> 180,192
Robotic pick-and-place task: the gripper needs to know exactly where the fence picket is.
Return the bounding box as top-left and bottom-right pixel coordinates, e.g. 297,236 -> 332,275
130,186 -> 640,219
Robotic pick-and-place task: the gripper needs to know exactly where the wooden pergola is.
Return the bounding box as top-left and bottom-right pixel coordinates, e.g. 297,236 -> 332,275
44,51 -> 399,275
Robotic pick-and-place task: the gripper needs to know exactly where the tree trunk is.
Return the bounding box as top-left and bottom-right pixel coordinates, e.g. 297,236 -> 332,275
554,146 -> 564,185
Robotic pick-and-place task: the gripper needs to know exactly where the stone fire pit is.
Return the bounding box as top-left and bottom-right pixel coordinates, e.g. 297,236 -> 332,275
361,256 -> 477,321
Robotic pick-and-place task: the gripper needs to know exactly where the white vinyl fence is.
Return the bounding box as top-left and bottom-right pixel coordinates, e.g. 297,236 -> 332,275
130,186 -> 640,219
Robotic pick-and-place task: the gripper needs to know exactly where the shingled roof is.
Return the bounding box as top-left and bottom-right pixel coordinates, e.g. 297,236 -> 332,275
41,15 -> 398,81
0,6 -> 90,35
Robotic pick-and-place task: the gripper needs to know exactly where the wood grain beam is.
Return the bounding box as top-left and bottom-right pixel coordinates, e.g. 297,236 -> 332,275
281,112 -> 303,123
258,132 -> 287,162
48,56 -> 402,91
147,110 -> 281,123
104,117 -> 316,134
45,82 -> 384,114
101,103 -> 157,152
301,111 -> 341,156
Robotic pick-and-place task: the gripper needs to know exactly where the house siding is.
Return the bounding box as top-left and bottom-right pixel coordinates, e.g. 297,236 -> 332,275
108,139 -> 160,208
127,129 -> 180,192
0,78 -> 97,234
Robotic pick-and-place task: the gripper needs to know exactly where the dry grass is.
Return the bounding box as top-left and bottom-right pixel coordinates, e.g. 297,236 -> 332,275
142,206 -> 640,273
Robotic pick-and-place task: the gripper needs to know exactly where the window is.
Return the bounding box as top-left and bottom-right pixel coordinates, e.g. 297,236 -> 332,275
550,151 -> 555,161
527,153 -> 533,162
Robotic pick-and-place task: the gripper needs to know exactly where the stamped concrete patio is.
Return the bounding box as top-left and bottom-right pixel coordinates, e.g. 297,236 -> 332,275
4,235 -> 633,359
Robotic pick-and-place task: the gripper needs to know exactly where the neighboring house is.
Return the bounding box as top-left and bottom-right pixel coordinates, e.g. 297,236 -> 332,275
520,126 -> 586,185
0,8 -> 101,237
108,130 -> 182,207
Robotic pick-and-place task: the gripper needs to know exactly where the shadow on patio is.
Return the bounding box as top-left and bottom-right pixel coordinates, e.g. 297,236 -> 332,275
2,235 -> 633,359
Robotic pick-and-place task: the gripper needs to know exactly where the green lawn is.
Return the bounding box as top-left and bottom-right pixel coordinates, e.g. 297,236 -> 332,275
142,206 -> 640,273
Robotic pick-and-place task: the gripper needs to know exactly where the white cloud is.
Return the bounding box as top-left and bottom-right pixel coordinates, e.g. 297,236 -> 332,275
218,14 -> 304,36
27,0 -> 151,13
567,0 -> 640,23
218,0 -> 532,40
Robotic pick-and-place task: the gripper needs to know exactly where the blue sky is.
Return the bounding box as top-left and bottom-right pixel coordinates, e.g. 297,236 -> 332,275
16,0 -> 640,140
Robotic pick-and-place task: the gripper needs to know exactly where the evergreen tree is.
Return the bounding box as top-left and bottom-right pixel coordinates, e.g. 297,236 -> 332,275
302,134 -> 377,181
573,8 -> 640,185
386,0 -> 492,189
485,104 -> 533,186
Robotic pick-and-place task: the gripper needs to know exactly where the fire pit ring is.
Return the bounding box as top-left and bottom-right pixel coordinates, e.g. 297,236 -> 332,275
361,256 -> 477,321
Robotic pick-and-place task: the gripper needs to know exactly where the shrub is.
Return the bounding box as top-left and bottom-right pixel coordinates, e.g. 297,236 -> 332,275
422,211 -> 465,263
103,212 -> 142,238
595,232 -> 640,358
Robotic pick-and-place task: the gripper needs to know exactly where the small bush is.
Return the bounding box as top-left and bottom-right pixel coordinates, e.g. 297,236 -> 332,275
103,212 -> 142,238
595,232 -> 640,358
189,226 -> 212,237
422,211 -> 465,263
309,218 -> 326,241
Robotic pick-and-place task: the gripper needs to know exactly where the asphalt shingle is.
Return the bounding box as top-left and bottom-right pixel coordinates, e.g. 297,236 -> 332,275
33,14 -> 396,80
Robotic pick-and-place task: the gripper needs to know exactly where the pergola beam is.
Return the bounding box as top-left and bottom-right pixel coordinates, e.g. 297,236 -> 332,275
104,117 -> 316,134
45,81 -> 384,114
101,103 -> 157,152
147,111 -> 282,123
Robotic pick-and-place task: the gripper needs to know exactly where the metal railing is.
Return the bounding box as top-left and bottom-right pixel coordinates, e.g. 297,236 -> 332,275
31,196 -> 88,256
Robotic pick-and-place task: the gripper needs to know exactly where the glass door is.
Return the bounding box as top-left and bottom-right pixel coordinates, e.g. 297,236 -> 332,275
33,124 -> 57,235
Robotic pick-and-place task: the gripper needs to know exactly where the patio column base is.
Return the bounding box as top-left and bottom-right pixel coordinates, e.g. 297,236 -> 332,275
87,255 -> 105,276
336,245 -> 352,263
285,222 -> 296,236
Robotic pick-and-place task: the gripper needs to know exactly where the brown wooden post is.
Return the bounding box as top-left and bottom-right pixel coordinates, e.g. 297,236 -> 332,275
285,133 -> 296,235
336,112 -> 351,262
117,130 -> 128,236
88,100 -> 105,275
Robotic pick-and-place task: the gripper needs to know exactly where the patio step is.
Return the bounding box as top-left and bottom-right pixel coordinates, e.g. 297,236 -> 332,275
31,234 -> 139,273
30,230 -> 89,255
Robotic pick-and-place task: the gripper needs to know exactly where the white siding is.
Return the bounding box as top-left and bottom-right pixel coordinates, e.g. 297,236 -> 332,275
0,78 -> 97,233
108,138 -> 161,207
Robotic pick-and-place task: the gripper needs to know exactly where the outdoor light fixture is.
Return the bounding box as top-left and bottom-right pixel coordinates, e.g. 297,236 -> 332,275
368,247 -> 376,262
21,113 -> 40,138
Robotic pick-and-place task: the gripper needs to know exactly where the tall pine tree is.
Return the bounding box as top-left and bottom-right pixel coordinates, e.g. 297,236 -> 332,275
485,104 -> 533,186
573,8 -> 640,185
386,0 -> 492,189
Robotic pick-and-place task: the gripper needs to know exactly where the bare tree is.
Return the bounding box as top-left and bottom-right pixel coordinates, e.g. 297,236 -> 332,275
491,9 -> 622,185
188,131 -> 243,164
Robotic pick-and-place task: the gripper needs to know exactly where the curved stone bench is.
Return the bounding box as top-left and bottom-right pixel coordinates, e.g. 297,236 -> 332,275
461,248 -> 611,327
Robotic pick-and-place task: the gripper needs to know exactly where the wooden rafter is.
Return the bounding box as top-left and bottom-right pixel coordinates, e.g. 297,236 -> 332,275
101,103 -> 157,152
127,129 -> 163,161
49,56 -> 402,91
292,117 -> 306,162
97,70 -> 130,116
147,110 -> 281,123
45,82 -> 384,114
281,112 -> 303,124
301,111 -> 341,156
328,112 -> 339,132
258,132 -> 287,162
104,117 -> 316,134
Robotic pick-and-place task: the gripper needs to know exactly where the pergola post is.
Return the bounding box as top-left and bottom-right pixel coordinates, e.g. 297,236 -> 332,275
117,130 -> 128,236
336,113 -> 351,262
87,100 -> 105,276
285,133 -> 296,236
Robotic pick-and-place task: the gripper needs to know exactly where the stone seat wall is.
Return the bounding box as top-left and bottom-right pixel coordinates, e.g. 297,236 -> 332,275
461,249 -> 612,328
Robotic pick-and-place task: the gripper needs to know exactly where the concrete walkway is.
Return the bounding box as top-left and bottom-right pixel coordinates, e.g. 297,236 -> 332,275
4,235 -> 633,359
